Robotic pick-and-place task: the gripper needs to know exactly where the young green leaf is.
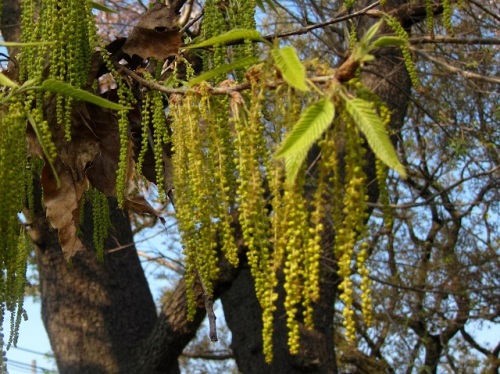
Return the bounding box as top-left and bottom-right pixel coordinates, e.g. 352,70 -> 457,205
283,147 -> 309,186
276,98 -> 335,183
344,97 -> 407,178
362,20 -> 383,44
187,56 -> 259,87
26,113 -> 61,188
89,1 -> 117,13
271,46 -> 308,91
0,72 -> 19,88
256,0 -> 266,11
256,0 -> 278,12
371,36 -> 406,48
185,29 -> 263,49
37,79 -> 131,110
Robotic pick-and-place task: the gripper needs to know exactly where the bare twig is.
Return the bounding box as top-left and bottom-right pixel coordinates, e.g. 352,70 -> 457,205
196,271 -> 218,342
137,250 -> 185,274
114,59 -> 348,96
367,166 -> 500,210
413,48 -> 500,85
179,10 -> 203,35
262,1 -> 381,41
468,0 -> 500,22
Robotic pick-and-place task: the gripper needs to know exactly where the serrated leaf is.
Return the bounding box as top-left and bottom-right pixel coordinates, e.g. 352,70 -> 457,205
26,113 -> 61,188
256,0 -> 278,12
0,72 -> 19,88
37,79 -> 131,110
362,20 -> 383,44
283,147 -> 309,186
276,98 -> 335,184
187,56 -> 259,87
256,0 -> 266,11
276,99 -> 334,157
371,36 -> 406,48
271,46 -> 308,91
185,29 -> 263,49
90,1 -> 117,13
344,97 -> 406,178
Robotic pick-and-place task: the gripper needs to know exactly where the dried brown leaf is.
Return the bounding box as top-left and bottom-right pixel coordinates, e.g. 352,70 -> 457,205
123,2 -> 182,60
42,162 -> 86,261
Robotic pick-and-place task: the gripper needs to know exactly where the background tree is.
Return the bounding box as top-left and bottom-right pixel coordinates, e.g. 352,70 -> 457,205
0,1 -> 498,374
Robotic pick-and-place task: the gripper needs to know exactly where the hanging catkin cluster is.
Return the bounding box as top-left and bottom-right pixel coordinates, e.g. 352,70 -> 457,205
170,0 -> 258,314
167,0 -> 384,361
21,0 -> 97,140
0,100 -> 31,350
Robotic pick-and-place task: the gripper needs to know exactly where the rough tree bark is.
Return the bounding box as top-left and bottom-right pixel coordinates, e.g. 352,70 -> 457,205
31,198 -> 158,374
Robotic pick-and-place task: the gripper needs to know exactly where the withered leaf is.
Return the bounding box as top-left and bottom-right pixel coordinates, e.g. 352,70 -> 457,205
123,2 -> 182,61
42,161 -> 86,261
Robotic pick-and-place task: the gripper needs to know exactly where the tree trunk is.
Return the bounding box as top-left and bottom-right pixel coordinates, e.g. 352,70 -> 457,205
31,198 -> 158,374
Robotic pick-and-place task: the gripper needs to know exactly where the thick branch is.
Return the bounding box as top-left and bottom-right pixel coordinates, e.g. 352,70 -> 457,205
181,351 -> 234,361
460,327 -> 492,357
410,36 -> 500,45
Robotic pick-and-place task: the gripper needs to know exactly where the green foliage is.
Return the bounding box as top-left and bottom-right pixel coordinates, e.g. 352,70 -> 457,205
275,98 -> 335,183
0,72 -> 19,88
187,56 -> 259,87
271,46 -> 309,91
385,16 -> 420,88
37,79 -> 131,111
352,20 -> 406,62
255,0 -> 278,12
186,29 -> 264,49
343,95 -> 406,178
89,1 -> 117,13
26,112 -> 60,187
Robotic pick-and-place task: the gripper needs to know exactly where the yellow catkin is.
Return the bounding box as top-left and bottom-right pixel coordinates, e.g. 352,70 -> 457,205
233,75 -> 276,361
205,94 -> 239,266
88,188 -> 112,262
170,91 -> 222,316
170,94 -> 198,317
282,181 -> 309,355
0,100 -> 30,350
21,0 -> 97,140
385,15 -> 420,89
333,114 -> 369,343
137,90 -> 152,176
115,82 -> 136,207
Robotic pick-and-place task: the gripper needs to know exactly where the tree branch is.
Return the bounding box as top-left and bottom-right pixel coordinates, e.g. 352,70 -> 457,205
262,1 -> 381,41
181,351 -> 234,361
137,250 -> 185,274
468,0 -> 500,22
414,48 -> 500,85
197,270 -> 218,342
460,327 -> 492,357
410,36 -> 500,45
